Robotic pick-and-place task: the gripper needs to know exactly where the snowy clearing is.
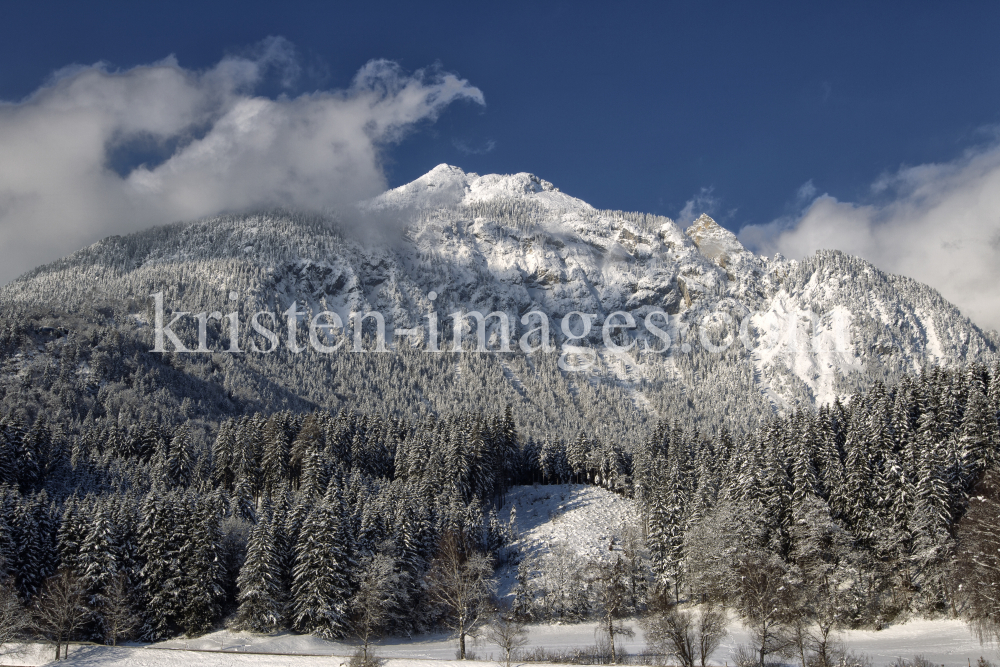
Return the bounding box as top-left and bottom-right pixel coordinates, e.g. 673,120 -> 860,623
497,484 -> 640,598
5,617 -> 995,667
503,484 -> 639,565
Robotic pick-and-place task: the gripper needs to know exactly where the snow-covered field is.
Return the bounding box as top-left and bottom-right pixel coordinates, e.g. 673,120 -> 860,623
4,618 -> 994,666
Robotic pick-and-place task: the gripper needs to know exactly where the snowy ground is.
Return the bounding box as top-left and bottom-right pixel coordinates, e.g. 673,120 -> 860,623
503,484 -> 640,564
5,617 -> 995,666
497,484 -> 640,597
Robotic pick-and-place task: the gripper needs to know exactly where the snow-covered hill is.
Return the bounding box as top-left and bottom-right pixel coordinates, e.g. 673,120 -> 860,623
1,164 -> 996,442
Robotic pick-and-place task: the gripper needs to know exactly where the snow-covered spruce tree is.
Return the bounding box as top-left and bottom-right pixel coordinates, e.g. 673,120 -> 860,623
137,492 -> 183,639
56,496 -> 85,580
0,420 -> 18,488
165,426 -> 194,490
178,492 -> 225,636
290,485 -> 352,638
261,417 -> 291,499
78,499 -> 120,640
957,383 -> 999,488
13,491 -> 56,600
233,503 -> 282,632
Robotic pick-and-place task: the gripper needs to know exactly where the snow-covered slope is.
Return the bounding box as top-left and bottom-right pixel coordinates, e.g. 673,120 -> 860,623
502,484 -> 639,567
1,165 -> 996,439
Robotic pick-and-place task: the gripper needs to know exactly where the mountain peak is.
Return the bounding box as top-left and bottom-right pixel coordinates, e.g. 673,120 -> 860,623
369,165 -> 591,213
685,214 -> 748,267
366,164 -> 474,211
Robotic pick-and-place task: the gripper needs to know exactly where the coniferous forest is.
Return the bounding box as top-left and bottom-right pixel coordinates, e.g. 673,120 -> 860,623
2,349 -> 1000,660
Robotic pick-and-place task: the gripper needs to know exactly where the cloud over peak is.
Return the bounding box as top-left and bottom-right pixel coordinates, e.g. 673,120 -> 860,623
0,37 -> 484,283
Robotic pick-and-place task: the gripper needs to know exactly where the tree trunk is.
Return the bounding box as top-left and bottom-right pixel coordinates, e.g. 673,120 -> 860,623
459,615 -> 466,659
608,615 -> 616,664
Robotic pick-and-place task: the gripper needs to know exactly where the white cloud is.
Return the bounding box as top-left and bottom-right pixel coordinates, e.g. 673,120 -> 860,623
739,141 -> 1000,332
0,38 -> 484,283
452,138 -> 496,155
796,179 -> 817,202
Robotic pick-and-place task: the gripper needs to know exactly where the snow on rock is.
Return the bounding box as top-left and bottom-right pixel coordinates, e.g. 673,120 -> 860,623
685,213 -> 750,269
750,295 -> 862,408
367,164 -> 591,214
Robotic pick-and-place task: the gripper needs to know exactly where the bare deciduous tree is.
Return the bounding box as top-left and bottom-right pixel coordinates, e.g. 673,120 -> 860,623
485,607 -> 529,667
643,605 -> 727,667
0,579 -> 29,658
350,550 -> 405,663
31,570 -> 89,661
591,557 -> 635,665
955,469 -> 1000,648
697,605 -> 728,667
425,532 -> 496,660
102,573 -> 136,647
732,553 -> 792,667
643,607 -> 696,667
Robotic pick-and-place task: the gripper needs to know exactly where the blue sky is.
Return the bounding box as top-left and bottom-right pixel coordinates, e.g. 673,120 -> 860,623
2,1 -> 1000,327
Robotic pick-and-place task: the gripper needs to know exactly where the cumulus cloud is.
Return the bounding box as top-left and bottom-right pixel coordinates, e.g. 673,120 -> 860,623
739,142 -> 1000,332
0,37 -> 484,283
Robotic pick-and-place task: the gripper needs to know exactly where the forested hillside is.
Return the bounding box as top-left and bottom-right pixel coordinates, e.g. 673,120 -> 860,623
1,166 -> 996,451
1,362 -> 998,659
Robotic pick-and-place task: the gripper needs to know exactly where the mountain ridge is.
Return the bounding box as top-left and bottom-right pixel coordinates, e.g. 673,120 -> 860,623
0,164 -> 995,444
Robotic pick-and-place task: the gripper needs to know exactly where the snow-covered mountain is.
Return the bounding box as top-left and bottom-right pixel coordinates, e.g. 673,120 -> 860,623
2,164 -> 996,442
